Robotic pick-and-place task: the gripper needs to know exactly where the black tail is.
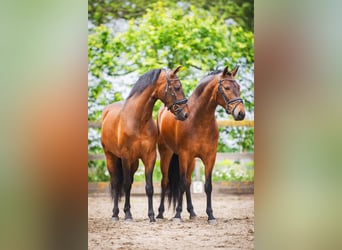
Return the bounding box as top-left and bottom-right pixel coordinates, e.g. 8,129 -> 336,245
167,154 -> 180,210
109,157 -> 124,200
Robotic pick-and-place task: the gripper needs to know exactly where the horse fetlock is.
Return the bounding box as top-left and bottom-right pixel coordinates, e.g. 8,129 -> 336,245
124,205 -> 131,213
188,208 -> 197,219
158,205 -> 164,214
148,212 -> 156,222
206,207 -> 213,215
124,211 -> 133,220
112,208 -> 119,217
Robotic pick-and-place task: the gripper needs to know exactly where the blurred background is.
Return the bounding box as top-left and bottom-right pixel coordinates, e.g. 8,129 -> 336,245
87,0 -> 254,184
0,0 -> 341,249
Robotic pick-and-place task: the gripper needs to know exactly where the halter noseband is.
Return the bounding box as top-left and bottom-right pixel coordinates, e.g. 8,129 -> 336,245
217,75 -> 243,115
164,70 -> 188,114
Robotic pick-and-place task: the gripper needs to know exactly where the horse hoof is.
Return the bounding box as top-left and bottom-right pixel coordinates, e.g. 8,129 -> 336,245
149,218 -> 156,223
156,214 -> 164,219
112,217 -> 119,222
125,217 -> 133,222
173,217 -> 182,223
208,219 -> 217,225
189,215 -> 197,220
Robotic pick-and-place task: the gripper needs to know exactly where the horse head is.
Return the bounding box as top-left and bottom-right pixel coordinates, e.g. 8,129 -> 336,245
216,66 -> 245,120
158,65 -> 189,121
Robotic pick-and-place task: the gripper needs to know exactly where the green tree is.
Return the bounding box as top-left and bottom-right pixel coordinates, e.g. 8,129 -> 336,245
88,0 -> 253,31
88,1 -> 254,121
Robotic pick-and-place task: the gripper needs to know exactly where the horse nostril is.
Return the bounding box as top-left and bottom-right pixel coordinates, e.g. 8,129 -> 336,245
184,113 -> 188,119
238,111 -> 245,119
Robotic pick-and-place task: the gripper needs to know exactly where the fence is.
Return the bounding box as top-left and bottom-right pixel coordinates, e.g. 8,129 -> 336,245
89,119 -> 253,182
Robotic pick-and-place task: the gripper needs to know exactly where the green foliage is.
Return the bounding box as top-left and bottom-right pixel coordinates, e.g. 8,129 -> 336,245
198,159 -> 254,182
218,127 -> 254,152
213,159 -> 254,181
88,0 -> 253,32
88,160 -> 109,182
88,160 -> 163,183
88,1 -> 254,121
89,2 -> 254,74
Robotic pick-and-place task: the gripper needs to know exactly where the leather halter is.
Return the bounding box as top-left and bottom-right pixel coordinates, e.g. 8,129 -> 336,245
164,70 -> 188,114
217,75 -> 243,115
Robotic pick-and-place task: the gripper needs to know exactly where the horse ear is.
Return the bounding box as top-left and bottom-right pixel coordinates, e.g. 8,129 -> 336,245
222,66 -> 229,76
231,65 -> 239,76
172,65 -> 182,75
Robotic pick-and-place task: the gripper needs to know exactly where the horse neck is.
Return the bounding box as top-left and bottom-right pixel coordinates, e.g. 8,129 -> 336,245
189,80 -> 218,123
124,87 -> 157,124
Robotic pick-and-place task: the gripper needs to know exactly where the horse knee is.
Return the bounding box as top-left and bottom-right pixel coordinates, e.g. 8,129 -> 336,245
145,183 -> 154,196
204,181 -> 212,194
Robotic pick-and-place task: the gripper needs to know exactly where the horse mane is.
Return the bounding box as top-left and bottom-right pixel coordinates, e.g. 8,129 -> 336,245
126,68 -> 162,99
193,69 -> 233,97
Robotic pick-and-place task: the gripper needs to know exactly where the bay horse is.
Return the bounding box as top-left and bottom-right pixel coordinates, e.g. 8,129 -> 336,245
156,66 -> 245,223
101,66 -> 189,222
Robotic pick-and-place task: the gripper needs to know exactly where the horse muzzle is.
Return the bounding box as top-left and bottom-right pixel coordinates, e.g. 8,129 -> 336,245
175,111 -> 188,121
168,99 -> 189,121
232,104 -> 245,121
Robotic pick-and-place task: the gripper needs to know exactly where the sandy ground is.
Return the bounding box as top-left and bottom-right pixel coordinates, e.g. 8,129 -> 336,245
88,193 -> 254,250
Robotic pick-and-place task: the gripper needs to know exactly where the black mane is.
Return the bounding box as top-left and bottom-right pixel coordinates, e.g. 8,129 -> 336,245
126,69 -> 162,99
206,70 -> 222,76
192,70 -> 221,97
193,69 -> 233,97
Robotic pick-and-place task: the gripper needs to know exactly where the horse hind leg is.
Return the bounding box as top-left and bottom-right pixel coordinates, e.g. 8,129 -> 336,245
105,152 -> 123,221
186,158 -> 197,219
173,154 -> 189,222
156,147 -> 173,219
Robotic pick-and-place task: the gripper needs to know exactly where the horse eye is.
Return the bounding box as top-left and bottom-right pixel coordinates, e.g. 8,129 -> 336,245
174,85 -> 180,91
224,86 -> 230,90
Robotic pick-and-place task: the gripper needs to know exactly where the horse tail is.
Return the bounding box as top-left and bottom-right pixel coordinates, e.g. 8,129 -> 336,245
109,157 -> 124,200
167,154 -> 180,210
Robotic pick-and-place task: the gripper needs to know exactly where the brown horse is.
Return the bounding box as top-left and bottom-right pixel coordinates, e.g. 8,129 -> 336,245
101,66 -> 189,222
156,66 -> 245,223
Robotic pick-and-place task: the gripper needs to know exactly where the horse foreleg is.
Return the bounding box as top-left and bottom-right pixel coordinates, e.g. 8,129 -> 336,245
122,159 -> 133,220
142,152 -> 156,222
203,156 -> 216,223
156,146 -> 173,219
186,158 -> 197,219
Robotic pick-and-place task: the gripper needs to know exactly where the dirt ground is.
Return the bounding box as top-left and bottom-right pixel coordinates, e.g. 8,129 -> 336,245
88,193 -> 254,250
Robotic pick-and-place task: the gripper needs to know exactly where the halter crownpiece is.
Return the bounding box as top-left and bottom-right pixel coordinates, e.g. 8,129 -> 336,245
217,75 -> 243,114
